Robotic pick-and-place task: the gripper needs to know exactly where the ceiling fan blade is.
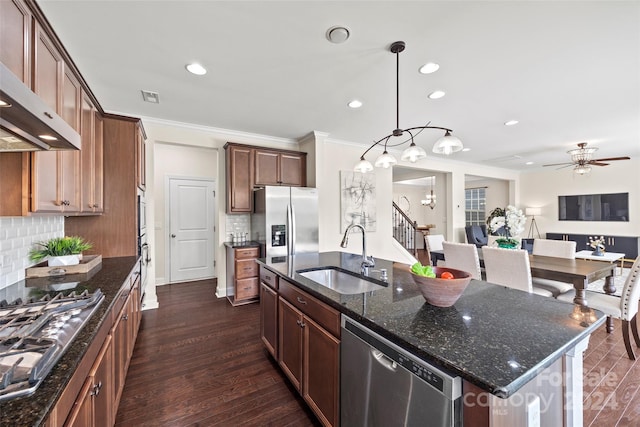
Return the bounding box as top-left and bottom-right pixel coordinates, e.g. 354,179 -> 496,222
591,156 -> 631,162
543,162 -> 573,167
556,164 -> 575,170
590,162 -> 609,166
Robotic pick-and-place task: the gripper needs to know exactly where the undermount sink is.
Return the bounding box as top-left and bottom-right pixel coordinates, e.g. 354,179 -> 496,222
296,267 -> 387,295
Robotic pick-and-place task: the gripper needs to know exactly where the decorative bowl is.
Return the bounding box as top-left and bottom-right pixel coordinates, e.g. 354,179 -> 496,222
410,267 -> 472,307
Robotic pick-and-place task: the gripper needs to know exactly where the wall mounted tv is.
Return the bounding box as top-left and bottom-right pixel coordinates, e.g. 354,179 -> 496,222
558,192 -> 629,221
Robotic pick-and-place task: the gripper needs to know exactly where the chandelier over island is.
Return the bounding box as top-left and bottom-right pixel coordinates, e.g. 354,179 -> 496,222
354,41 -> 463,173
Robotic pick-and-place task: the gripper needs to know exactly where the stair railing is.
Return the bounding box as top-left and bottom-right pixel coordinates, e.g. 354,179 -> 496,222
392,202 -> 418,257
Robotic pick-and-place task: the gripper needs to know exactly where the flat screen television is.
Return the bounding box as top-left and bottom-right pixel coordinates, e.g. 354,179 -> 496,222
558,192 -> 629,221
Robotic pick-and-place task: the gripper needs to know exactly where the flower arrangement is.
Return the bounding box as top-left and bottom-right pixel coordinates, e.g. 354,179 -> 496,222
486,205 -> 526,247
588,236 -> 606,253
29,236 -> 92,263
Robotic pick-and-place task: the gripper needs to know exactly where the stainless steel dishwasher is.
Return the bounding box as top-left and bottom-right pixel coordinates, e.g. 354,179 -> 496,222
341,316 -> 462,427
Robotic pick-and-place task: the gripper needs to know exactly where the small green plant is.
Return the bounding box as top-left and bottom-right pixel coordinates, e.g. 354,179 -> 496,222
29,236 -> 92,262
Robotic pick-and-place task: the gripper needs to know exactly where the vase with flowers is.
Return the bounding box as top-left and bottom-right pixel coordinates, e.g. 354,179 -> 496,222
589,236 -> 606,256
486,205 -> 526,249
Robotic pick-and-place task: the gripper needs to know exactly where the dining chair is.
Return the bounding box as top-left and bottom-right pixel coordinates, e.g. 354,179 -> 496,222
481,246 -> 554,297
443,242 -> 482,280
557,256 -> 640,359
425,234 -> 445,252
529,239 -> 577,297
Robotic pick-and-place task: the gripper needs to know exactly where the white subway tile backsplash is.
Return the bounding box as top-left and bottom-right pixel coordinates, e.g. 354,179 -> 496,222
0,216 -> 64,289
225,214 -> 251,242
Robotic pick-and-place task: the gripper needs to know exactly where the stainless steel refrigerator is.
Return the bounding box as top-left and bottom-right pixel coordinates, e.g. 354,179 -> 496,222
251,186 -> 319,262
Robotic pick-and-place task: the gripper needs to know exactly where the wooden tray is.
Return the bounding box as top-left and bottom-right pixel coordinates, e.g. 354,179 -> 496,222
26,255 -> 102,278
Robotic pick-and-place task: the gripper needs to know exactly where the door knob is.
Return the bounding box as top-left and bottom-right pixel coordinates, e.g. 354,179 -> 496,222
171,234 -> 176,238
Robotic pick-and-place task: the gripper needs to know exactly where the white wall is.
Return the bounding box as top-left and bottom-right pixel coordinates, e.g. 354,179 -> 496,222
519,159 -> 640,238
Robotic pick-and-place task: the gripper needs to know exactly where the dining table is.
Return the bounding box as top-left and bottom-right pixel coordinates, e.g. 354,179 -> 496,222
430,248 -> 617,332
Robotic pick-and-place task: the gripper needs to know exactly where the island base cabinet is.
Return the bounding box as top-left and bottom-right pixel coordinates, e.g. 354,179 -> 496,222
260,282 -> 278,358
278,292 -> 340,427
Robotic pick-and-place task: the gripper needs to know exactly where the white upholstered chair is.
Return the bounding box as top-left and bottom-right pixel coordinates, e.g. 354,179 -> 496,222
530,239 -> 577,297
425,234 -> 445,252
443,242 -> 482,280
481,246 -> 554,297
558,256 -> 640,359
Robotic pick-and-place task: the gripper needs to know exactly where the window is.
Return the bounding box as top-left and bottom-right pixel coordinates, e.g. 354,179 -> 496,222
465,188 -> 486,226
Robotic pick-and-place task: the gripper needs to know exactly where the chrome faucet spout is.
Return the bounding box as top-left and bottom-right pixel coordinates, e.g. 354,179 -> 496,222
340,224 -> 375,272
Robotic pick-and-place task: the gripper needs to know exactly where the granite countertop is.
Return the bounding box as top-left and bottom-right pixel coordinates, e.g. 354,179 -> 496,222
257,251 -> 606,398
0,256 -> 139,427
223,240 -> 261,249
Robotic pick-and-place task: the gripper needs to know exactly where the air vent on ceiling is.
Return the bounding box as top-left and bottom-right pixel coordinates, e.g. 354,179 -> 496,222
141,90 -> 160,104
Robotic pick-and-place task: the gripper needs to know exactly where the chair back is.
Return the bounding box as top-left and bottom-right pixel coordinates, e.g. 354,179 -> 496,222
620,256 -> 640,321
443,242 -> 482,280
425,234 -> 445,252
481,246 -> 532,293
532,239 -> 576,259
465,225 -> 488,247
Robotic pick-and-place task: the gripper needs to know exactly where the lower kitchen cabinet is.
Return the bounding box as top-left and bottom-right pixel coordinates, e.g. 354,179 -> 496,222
45,261 -> 141,427
276,278 -> 340,427
260,282 -> 278,358
226,244 -> 260,306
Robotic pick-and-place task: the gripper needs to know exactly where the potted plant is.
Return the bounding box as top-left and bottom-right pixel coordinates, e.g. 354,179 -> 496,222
29,236 -> 93,266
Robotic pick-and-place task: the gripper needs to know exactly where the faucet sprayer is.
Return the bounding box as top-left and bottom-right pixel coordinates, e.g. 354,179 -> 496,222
341,224 -> 375,273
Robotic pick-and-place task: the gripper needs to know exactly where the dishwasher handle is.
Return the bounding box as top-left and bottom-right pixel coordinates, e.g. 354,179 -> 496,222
372,349 -> 397,371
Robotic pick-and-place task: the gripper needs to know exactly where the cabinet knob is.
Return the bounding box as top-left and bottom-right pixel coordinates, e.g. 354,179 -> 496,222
171,234 -> 176,238
122,313 -> 129,321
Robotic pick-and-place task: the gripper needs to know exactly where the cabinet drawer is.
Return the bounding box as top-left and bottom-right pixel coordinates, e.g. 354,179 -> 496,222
260,266 -> 278,290
279,279 -> 340,337
236,277 -> 259,300
235,247 -> 260,259
236,258 -> 258,279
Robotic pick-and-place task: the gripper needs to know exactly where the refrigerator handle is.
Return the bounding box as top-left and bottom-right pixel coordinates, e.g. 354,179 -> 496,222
288,203 -> 296,255
286,203 -> 293,256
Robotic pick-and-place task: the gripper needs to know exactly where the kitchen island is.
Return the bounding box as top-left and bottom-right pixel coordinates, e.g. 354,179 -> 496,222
258,251 -> 605,427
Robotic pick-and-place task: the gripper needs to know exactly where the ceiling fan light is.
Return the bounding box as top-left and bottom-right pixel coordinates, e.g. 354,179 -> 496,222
354,156 -> 374,173
432,131 -> 463,155
374,151 -> 397,168
400,143 -> 427,162
574,164 -> 591,175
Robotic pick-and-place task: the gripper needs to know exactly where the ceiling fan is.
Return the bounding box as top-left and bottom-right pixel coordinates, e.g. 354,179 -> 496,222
543,142 -> 630,174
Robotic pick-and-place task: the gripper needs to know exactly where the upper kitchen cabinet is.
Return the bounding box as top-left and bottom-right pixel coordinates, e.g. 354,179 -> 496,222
30,22 -> 80,213
225,142 -> 307,214
66,116 -> 144,257
254,148 -> 306,187
0,0 -> 31,85
225,143 -> 254,213
78,92 -> 104,214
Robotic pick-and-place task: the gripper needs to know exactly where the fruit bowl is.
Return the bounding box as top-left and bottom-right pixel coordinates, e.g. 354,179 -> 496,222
410,267 -> 472,307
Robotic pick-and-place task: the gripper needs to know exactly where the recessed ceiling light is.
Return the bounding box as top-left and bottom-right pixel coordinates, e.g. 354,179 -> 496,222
525,161 -> 534,165
347,99 -> 362,108
39,135 -> 58,141
504,120 -> 519,126
462,148 -> 471,152
428,90 -> 445,99
419,62 -> 440,74
326,26 -> 350,44
186,63 -> 207,75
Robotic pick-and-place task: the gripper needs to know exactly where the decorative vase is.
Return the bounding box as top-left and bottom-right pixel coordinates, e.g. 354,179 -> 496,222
48,254 -> 81,266
592,249 -> 604,256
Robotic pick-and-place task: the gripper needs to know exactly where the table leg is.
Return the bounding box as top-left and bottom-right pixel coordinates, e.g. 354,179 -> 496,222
604,273 -> 616,333
573,288 -> 587,307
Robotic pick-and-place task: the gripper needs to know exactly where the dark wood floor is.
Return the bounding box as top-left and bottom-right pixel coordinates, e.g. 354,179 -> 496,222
116,279 -> 640,427
114,279 -> 320,427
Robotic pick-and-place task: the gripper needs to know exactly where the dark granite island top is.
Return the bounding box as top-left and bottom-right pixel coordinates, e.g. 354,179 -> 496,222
0,256 -> 139,427
257,251 -> 606,398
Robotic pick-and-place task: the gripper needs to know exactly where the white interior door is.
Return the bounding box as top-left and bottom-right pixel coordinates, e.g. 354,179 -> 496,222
169,178 -> 216,282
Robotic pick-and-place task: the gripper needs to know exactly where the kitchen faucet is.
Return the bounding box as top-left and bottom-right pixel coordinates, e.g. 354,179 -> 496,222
340,224 -> 375,274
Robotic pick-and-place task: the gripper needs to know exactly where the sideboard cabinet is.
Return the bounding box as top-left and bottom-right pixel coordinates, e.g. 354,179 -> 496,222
546,233 -> 639,260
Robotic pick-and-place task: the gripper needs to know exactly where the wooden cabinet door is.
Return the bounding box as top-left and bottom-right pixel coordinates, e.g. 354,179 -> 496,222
64,377 -> 94,427
225,145 -> 254,213
260,283 -> 278,358
93,113 -> 104,212
111,294 -> 129,408
91,335 -> 114,427
254,149 -> 280,186
278,297 -> 303,392
303,316 -> 340,427
0,0 -> 31,85
33,21 -> 62,111
31,151 -> 60,212
280,153 -> 306,186
79,93 -> 104,213
60,150 -> 80,212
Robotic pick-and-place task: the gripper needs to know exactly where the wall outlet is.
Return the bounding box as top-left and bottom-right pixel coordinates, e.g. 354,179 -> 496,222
527,395 -> 540,427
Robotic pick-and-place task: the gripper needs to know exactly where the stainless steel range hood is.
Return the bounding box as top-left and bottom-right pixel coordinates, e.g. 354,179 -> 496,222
0,62 -> 81,152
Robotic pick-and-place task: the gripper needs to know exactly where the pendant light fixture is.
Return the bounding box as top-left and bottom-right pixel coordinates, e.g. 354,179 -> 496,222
421,176 -> 437,209
354,41 -> 462,173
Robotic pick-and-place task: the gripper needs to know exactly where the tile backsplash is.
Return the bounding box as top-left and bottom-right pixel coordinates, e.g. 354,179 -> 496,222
0,216 -> 64,289
225,214 -> 251,242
